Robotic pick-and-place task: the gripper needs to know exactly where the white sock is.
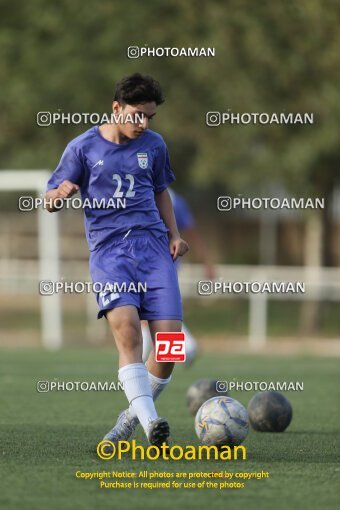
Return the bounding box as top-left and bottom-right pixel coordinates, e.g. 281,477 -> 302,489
148,372 -> 172,400
142,323 -> 153,363
127,372 -> 172,421
118,363 -> 158,435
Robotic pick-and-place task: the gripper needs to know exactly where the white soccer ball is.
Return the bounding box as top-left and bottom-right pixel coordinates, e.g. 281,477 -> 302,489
195,396 -> 249,446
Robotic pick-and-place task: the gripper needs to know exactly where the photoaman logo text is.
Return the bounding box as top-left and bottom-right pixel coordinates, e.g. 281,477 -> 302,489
97,439 -> 247,461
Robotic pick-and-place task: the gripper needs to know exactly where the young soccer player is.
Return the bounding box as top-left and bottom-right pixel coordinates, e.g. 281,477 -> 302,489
45,73 -> 188,447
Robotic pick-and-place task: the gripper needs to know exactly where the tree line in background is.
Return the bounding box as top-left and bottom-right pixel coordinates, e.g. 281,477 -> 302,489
1,0 -> 340,331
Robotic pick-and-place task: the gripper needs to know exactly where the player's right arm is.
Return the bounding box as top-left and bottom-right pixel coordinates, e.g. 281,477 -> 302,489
45,144 -> 84,212
45,180 -> 79,212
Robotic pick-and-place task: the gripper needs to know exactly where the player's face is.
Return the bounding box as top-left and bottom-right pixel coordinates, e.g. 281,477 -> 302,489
112,101 -> 157,139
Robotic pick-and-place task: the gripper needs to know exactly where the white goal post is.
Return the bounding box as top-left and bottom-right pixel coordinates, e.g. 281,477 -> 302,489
0,170 -> 62,350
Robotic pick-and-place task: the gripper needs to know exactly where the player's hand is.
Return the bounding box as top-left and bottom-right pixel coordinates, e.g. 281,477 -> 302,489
56,180 -> 80,199
169,235 -> 189,261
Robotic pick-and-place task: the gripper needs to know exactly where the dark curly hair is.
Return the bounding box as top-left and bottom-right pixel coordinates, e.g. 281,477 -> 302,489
113,73 -> 165,106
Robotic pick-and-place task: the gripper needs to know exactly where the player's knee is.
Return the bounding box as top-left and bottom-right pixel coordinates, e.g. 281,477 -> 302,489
113,319 -> 141,351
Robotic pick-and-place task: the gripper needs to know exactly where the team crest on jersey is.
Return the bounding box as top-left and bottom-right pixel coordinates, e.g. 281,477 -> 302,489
137,152 -> 148,169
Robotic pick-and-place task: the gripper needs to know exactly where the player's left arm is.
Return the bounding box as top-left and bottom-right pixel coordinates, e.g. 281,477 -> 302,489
155,189 -> 189,260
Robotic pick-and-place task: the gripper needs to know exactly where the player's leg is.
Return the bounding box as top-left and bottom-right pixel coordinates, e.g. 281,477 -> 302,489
117,319 -> 180,425
141,320 -> 153,363
137,233 -> 182,438
182,322 -> 198,366
104,305 -> 169,445
143,319 -> 180,406
143,319 -> 198,367
107,305 -> 143,367
145,319 -> 181,378
103,233 -> 181,445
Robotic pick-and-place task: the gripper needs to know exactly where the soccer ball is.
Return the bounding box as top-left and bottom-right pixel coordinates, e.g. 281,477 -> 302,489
247,391 -> 292,432
187,378 -> 228,416
195,396 -> 249,446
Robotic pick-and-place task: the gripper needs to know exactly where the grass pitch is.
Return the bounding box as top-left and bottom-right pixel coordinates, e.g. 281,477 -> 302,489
0,349 -> 339,510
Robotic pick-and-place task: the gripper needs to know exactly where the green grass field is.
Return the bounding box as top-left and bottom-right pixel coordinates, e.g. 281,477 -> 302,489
1,348 -> 339,510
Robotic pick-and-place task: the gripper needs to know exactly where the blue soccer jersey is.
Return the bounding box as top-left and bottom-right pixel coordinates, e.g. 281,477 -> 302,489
47,126 -> 175,251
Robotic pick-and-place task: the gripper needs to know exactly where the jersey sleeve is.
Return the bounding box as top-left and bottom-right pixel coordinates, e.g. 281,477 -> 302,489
152,141 -> 176,193
46,145 -> 84,191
